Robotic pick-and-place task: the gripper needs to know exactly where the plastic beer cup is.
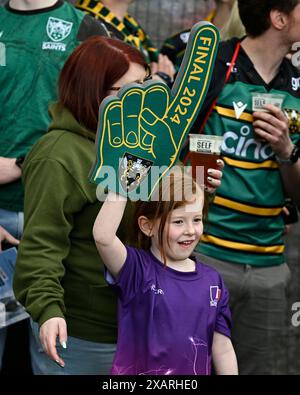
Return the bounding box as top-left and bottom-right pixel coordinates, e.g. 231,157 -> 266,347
252,92 -> 285,141
189,134 -> 223,186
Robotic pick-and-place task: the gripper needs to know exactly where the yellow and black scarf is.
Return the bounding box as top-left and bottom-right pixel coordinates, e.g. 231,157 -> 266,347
75,0 -> 159,63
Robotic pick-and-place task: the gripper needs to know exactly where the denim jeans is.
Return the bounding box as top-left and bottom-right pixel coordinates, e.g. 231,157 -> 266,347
30,320 -> 116,375
0,208 -> 24,240
0,208 -> 24,371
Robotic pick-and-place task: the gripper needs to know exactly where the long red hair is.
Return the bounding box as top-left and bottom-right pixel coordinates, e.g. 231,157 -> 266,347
59,36 -> 148,131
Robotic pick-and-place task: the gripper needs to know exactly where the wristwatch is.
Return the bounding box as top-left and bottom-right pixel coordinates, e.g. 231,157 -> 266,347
15,156 -> 25,169
155,71 -> 173,87
275,145 -> 300,165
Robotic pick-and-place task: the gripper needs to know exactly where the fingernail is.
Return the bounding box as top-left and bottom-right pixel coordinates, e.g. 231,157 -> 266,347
61,341 -> 67,349
55,360 -> 65,368
207,177 -> 213,182
217,159 -> 223,165
207,169 -> 213,175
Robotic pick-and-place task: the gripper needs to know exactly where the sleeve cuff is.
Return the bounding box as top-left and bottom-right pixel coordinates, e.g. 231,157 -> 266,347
37,303 -> 65,328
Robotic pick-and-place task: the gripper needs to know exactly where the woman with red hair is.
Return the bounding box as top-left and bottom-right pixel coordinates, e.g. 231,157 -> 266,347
13,36 -> 150,375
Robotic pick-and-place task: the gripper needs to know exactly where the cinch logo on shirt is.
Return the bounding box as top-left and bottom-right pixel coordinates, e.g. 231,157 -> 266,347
150,284 -> 164,295
221,125 -> 274,161
42,17 -> 73,52
209,286 -> 221,307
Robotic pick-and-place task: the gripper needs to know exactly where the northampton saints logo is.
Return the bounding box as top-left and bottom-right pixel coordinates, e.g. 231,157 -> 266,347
119,153 -> 153,193
46,17 -> 73,42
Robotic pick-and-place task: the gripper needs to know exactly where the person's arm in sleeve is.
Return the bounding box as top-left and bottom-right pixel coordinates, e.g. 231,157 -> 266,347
13,158 -> 87,367
76,14 -> 110,41
93,190 -> 127,279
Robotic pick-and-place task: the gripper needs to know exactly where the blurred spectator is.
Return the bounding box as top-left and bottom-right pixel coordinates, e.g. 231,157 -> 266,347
221,0 -> 245,40
161,0 -> 235,70
75,0 -> 175,85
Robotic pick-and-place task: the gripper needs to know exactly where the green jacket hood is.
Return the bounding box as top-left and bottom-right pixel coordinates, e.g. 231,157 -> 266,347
48,102 -> 96,141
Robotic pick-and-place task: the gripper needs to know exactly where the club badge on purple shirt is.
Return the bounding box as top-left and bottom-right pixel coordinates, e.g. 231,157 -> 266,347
210,285 -> 221,307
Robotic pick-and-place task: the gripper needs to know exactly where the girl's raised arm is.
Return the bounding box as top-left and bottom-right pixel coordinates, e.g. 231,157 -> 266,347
93,191 -> 127,278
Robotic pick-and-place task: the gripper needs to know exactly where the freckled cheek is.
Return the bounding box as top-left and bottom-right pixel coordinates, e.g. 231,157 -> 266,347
167,237 -> 179,247
170,230 -> 184,242
195,225 -> 203,237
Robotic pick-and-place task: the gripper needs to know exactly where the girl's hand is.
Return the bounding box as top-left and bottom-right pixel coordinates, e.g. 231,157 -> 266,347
206,159 -> 224,194
39,317 -> 67,368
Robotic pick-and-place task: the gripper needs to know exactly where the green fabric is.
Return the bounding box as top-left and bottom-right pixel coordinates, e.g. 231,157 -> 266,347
196,81 -> 300,266
13,103 -> 131,342
0,2 -> 86,212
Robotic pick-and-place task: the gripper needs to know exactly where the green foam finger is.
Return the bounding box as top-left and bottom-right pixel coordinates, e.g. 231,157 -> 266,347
89,22 -> 219,199
89,96 -> 121,182
121,86 -> 143,149
140,108 -> 176,160
167,22 -> 219,144
107,101 -> 123,148
142,83 -> 170,119
140,108 -> 158,126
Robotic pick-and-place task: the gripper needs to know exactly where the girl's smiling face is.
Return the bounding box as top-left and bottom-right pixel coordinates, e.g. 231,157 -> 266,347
150,192 -> 204,269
